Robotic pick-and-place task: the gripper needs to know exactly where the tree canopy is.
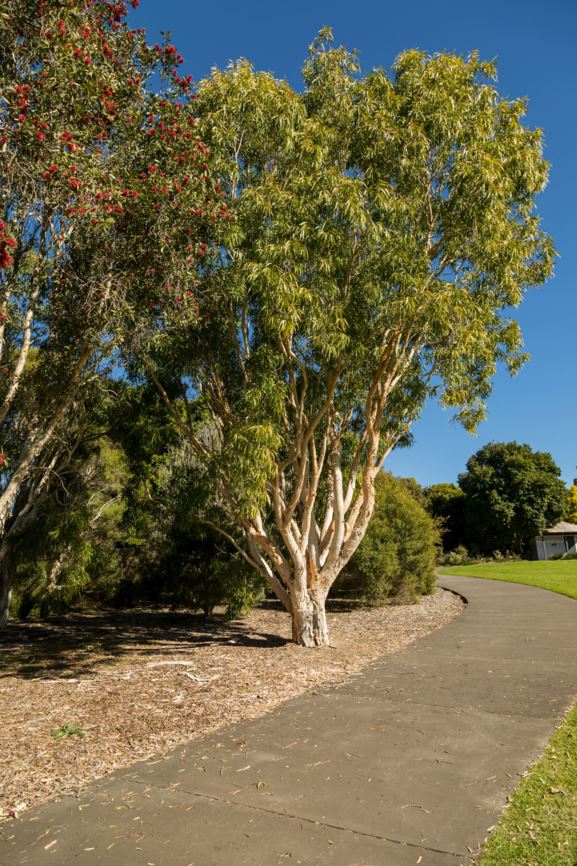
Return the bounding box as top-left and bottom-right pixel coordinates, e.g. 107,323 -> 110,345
0,0 -> 223,624
567,484 -> 577,525
458,442 -> 568,555
142,32 -> 554,644
424,482 -> 466,552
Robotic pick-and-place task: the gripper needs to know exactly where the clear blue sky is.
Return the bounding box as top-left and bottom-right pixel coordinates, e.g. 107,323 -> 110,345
131,0 -> 577,488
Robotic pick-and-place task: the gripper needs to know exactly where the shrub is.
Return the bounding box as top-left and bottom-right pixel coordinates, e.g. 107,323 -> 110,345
438,545 -> 471,567
335,473 -> 439,605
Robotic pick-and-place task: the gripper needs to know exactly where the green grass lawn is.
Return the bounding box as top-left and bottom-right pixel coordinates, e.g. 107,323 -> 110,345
440,560 -> 577,601
478,703 -> 577,866
441,559 -> 577,865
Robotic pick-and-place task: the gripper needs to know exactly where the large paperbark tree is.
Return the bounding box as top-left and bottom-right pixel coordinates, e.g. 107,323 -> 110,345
0,0 -> 223,626
144,32 -> 554,645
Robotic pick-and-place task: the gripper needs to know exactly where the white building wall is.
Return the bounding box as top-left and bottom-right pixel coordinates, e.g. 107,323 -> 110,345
535,535 -> 576,560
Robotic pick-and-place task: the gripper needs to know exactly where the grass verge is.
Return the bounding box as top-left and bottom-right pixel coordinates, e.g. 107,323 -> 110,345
441,560 -> 577,864
440,560 -> 577,601
478,702 -> 577,866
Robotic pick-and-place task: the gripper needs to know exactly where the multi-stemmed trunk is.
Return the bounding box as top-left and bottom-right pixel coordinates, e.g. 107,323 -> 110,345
232,451 -> 382,647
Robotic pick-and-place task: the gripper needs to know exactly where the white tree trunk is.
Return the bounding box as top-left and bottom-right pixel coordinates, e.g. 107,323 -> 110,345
291,585 -> 329,647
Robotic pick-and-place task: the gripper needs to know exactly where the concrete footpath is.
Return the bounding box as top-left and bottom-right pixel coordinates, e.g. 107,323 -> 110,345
2,576 -> 577,866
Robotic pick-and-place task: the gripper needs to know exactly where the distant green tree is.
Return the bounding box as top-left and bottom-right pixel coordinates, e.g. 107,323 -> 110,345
336,473 -> 439,604
458,442 -> 568,555
424,483 -> 466,551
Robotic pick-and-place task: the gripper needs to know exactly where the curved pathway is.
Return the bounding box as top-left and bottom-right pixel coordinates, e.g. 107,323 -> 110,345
2,576 -> 577,866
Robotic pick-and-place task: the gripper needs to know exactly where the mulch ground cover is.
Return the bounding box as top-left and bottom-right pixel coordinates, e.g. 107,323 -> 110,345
0,588 -> 463,818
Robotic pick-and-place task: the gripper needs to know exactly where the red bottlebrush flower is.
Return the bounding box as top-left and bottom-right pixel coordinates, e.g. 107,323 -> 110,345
57,19 -> 66,35
60,131 -> 73,141
36,131 -> 45,142
5,237 -> 17,249
82,25 -> 91,38
0,249 -> 14,269
49,163 -> 58,173
69,178 -> 81,190
17,114 -> 25,123
0,453 -> 5,466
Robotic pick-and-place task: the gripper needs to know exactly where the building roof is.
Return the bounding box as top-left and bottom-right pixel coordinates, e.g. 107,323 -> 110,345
542,521 -> 577,535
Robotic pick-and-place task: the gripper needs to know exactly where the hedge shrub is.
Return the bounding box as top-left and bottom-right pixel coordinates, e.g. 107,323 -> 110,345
336,473 -> 439,604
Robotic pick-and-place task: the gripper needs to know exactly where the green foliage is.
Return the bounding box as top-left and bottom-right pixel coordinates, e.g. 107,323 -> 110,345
424,483 -> 467,551
11,422 -> 128,618
137,33 -> 554,617
0,0 -> 223,618
566,484 -> 577,524
438,544 -> 470,566
336,473 -> 439,604
51,723 -> 84,740
458,442 -> 569,555
109,385 -> 266,618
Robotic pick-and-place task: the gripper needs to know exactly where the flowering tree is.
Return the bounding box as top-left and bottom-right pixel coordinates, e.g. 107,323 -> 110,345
0,0 -> 223,625
148,33 -> 554,645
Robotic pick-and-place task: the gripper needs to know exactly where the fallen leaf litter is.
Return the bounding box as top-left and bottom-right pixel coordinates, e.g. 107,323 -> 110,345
0,588 -> 463,817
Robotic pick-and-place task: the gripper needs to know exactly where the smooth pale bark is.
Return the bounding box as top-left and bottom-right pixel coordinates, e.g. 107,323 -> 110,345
290,586 -> 329,647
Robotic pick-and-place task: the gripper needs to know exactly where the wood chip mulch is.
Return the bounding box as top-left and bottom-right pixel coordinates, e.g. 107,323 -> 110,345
0,588 -> 463,819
